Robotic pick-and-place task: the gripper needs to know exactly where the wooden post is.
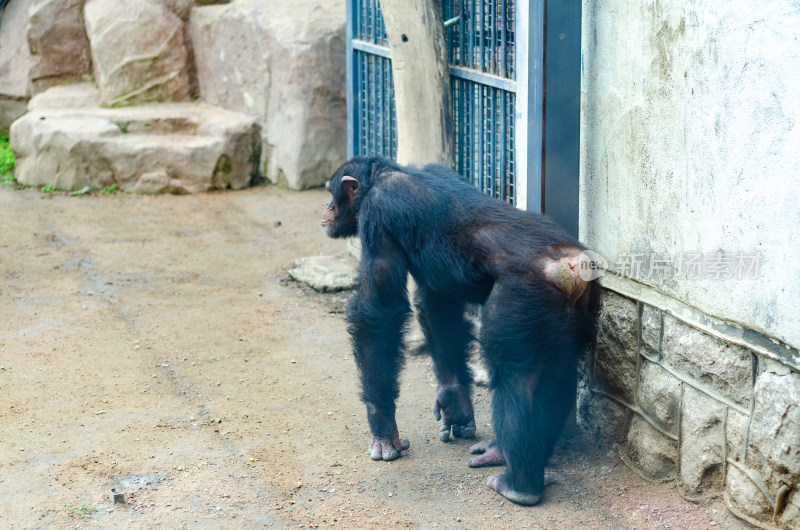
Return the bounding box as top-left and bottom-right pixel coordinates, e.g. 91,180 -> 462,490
380,0 -> 454,166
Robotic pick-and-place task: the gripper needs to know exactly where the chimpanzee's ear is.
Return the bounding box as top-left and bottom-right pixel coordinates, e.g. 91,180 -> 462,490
341,176 -> 361,201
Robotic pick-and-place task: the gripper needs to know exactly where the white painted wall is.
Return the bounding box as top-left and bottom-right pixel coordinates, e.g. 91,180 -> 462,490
580,0 -> 800,348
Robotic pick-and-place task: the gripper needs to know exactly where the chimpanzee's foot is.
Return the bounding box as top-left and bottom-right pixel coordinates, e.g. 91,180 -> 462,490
486,472 -> 555,505
433,384 -> 476,442
467,439 -> 505,467
368,434 -> 410,461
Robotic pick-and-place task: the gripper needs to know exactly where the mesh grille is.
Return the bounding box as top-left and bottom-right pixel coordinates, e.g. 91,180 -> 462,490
443,0 -> 516,80
352,0 -> 516,204
354,50 -> 397,160
355,0 -> 389,45
452,77 -> 516,204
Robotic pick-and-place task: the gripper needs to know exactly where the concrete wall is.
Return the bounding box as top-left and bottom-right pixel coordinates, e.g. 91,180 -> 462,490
580,0 -> 800,349
579,1 -> 800,527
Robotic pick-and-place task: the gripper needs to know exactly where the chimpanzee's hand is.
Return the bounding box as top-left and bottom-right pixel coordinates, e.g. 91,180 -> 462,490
433,384 -> 477,442
368,434 -> 410,461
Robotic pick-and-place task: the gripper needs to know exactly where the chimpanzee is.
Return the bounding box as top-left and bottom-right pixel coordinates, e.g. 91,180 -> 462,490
321,156 -> 599,505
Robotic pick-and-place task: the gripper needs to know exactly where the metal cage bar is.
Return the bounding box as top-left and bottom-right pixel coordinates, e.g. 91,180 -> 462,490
350,0 -> 523,206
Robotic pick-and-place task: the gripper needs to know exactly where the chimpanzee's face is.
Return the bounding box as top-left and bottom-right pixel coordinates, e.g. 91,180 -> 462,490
321,176 -> 360,239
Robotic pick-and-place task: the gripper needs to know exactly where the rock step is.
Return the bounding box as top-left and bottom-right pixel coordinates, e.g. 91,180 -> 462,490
10,84 -> 261,194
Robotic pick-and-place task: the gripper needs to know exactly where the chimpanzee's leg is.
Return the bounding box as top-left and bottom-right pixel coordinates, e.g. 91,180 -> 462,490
348,250 -> 413,461
480,279 -> 579,505
415,288 -> 476,442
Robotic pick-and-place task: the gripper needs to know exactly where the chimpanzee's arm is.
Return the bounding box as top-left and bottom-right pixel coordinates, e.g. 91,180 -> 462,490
347,235 -> 412,461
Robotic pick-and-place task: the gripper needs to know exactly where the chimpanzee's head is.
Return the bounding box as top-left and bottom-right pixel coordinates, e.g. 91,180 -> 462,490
321,166 -> 363,239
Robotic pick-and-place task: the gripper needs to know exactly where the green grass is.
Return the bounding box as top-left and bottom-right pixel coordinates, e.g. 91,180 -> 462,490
101,183 -> 119,196
41,184 -> 56,193
0,135 -> 15,181
65,502 -> 103,518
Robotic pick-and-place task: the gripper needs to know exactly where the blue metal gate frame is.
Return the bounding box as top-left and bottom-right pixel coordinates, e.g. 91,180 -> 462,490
346,0 -> 580,233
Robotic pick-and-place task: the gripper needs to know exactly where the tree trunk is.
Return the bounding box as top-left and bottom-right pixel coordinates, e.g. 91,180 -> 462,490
380,0 -> 454,166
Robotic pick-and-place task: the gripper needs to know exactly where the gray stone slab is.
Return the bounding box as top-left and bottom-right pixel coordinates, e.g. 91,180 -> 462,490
662,315 -> 753,406
625,414 -> 678,480
288,253 -> 358,293
593,292 -> 639,401
637,360 -> 681,435
11,84 -> 260,193
680,387 -> 725,494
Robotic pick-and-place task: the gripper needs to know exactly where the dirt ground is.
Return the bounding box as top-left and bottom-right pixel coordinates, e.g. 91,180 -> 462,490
0,184 -> 751,529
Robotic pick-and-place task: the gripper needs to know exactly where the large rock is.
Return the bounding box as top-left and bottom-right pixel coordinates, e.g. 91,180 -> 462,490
27,0 -> 91,94
10,84 -> 259,193
189,0 -> 346,189
0,0 -> 33,100
0,0 -> 34,133
84,0 -> 195,107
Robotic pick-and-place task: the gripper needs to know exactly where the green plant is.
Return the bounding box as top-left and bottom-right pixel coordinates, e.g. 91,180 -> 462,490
112,121 -> 130,134
41,184 -> 56,193
65,502 -> 103,518
0,135 -> 14,178
101,183 -> 119,196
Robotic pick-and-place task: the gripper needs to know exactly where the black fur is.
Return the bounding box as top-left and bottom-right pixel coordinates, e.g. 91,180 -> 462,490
325,156 -> 599,500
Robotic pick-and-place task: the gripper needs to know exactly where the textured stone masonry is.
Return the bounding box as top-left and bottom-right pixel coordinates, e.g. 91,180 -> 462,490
580,289 -> 800,529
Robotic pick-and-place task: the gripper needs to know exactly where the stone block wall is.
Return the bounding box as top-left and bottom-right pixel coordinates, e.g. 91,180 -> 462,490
579,288 -> 800,529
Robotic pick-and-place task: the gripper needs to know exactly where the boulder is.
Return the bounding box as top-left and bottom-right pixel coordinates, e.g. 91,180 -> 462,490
11,84 -> 259,193
189,0 -> 346,189
0,0 -> 34,132
0,0 -> 33,100
27,0 -> 91,94
84,0 -> 195,107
